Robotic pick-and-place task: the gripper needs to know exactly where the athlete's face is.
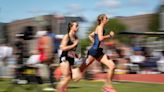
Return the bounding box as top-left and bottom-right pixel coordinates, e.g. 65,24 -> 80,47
71,22 -> 79,32
103,15 -> 108,24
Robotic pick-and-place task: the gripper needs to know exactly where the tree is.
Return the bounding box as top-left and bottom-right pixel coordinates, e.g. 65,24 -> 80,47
79,38 -> 90,56
148,4 -> 164,32
148,13 -> 159,32
104,18 -> 128,43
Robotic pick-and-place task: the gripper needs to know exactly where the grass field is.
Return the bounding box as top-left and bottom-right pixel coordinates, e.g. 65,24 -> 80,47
0,79 -> 164,92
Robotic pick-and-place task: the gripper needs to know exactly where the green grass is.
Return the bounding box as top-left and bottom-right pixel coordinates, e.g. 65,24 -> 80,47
0,79 -> 164,92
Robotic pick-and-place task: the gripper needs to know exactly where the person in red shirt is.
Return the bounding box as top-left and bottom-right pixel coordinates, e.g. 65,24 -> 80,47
36,31 -> 53,64
36,30 -> 55,88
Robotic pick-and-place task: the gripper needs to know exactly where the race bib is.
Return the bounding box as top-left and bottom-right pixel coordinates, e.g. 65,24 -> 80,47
67,51 -> 78,58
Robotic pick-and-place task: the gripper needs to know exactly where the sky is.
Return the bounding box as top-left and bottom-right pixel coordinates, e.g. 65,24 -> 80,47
0,0 -> 161,23
0,0 -> 161,38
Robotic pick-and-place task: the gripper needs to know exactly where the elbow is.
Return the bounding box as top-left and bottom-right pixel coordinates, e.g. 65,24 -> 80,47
60,46 -> 66,51
99,37 -> 103,41
88,35 -> 92,39
88,36 -> 92,40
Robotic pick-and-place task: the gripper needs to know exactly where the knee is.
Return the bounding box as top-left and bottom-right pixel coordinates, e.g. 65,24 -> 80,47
63,74 -> 72,81
110,64 -> 116,70
66,76 -> 72,81
108,61 -> 116,70
111,63 -> 116,70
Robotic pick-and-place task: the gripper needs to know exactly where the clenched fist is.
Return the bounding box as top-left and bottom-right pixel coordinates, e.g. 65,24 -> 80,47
109,31 -> 114,37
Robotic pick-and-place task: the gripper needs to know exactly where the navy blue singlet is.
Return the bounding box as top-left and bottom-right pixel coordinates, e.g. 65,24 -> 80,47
88,31 -> 104,59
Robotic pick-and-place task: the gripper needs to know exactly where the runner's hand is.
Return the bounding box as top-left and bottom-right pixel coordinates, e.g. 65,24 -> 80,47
109,31 -> 114,37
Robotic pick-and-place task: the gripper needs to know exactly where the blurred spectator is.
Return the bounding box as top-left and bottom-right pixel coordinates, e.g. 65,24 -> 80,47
157,51 -> 164,73
35,30 -> 54,64
113,46 -> 130,74
43,25 -> 57,54
0,44 -> 13,62
35,30 -> 55,88
127,47 -> 146,73
129,47 -> 146,64
14,36 -> 25,65
0,43 -> 14,77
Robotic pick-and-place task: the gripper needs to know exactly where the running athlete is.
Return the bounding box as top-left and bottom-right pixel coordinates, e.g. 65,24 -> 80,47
74,14 -> 116,92
56,20 -> 79,92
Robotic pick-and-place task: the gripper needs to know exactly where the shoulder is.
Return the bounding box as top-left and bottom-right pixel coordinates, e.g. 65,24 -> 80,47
96,26 -> 103,33
97,26 -> 103,31
63,34 -> 69,39
62,34 -> 69,41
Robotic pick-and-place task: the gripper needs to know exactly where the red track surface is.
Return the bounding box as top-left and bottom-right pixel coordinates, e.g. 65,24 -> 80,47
93,73 -> 164,84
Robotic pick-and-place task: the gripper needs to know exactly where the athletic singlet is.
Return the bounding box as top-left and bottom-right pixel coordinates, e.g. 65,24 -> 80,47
88,30 -> 105,59
60,34 -> 77,56
91,30 -> 105,49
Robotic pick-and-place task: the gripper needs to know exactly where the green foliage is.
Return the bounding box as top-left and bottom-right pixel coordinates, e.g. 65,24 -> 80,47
79,22 -> 96,56
148,5 -> 164,32
0,79 -> 164,92
79,38 -> 90,55
148,13 -> 159,32
104,18 -> 129,43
